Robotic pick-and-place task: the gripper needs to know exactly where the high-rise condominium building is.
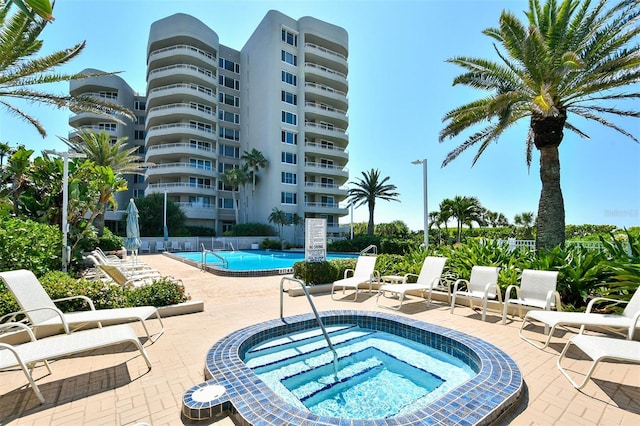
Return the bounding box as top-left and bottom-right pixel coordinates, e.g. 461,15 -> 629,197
69,11 -> 349,242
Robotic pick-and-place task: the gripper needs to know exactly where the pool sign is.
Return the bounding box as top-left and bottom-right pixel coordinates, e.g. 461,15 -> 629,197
305,218 -> 326,262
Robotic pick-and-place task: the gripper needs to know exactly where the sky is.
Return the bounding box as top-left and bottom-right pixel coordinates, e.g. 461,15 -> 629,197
2,0 -> 639,231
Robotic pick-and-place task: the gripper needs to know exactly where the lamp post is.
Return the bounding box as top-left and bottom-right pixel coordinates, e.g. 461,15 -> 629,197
411,158 -> 428,249
44,150 -> 86,272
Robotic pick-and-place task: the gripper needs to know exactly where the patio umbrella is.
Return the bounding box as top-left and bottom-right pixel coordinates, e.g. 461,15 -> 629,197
124,199 -> 142,264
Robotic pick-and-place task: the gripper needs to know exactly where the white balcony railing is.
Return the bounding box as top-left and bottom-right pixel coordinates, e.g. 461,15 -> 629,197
305,42 -> 347,61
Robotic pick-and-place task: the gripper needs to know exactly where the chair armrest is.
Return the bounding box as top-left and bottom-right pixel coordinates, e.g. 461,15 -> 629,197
585,297 -> 629,313
452,278 -> 469,293
370,270 -> 381,283
0,322 -> 37,341
544,290 -> 558,309
343,268 -> 355,279
504,285 -> 520,302
629,311 -> 640,340
52,295 -> 96,311
0,307 -> 70,334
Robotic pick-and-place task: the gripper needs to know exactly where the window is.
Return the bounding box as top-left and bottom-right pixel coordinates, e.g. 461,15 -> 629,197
281,192 -> 297,204
218,127 -> 240,141
189,158 -> 212,170
281,111 -> 297,125
99,91 -> 118,99
218,75 -> 239,90
190,102 -> 212,114
281,171 -> 297,185
281,152 -> 297,164
218,58 -> 239,73
133,174 -> 145,184
189,177 -> 211,188
219,144 -> 240,158
218,180 -> 233,191
218,110 -> 239,124
189,196 -> 212,207
132,189 -> 144,198
98,122 -> 116,131
281,71 -> 297,86
221,221 -> 234,232
189,139 -> 212,150
134,100 -> 146,110
136,115 -> 145,125
134,130 -> 146,140
218,198 -> 235,209
190,120 -> 213,133
281,90 -> 297,105
281,50 -> 297,66
281,28 -> 298,46
281,130 -> 298,145
217,162 -> 237,173
321,196 -> 335,207
218,92 -> 240,107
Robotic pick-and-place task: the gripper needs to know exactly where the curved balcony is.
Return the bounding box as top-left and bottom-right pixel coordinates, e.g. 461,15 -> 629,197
303,201 -> 348,216
304,101 -> 348,129
303,161 -> 348,179
304,83 -> 347,110
146,123 -> 216,145
145,142 -> 214,163
146,182 -> 216,197
69,111 -> 109,127
147,63 -> 216,91
148,44 -> 217,71
145,162 -> 215,179
304,141 -> 348,161
304,121 -> 348,143
304,62 -> 348,93
146,102 -> 216,128
303,182 -> 349,196
146,83 -> 215,110
304,42 -> 348,75
174,201 -> 217,220
68,124 -> 119,140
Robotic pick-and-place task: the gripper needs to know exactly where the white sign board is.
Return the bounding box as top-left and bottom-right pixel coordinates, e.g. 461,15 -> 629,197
305,218 -> 326,262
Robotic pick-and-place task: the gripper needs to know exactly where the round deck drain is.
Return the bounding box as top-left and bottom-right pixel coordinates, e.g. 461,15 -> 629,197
191,384 -> 226,402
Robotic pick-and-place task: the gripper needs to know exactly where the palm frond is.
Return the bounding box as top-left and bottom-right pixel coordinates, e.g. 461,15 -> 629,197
0,98 -> 45,136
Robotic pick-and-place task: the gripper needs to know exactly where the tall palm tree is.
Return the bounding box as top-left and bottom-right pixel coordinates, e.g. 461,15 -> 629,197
291,213 -> 304,246
268,207 -> 289,243
221,166 -> 249,225
62,130 -> 150,235
440,196 -> 484,243
0,3 -> 135,138
348,168 -> 400,236
241,148 -> 267,192
514,211 -> 536,239
439,0 -> 640,251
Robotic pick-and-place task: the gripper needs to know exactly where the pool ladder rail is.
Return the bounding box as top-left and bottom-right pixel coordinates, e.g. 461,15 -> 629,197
280,276 -> 339,378
200,243 -> 229,270
360,244 -> 378,255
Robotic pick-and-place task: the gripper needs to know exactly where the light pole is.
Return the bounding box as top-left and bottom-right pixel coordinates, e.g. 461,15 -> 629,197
44,150 -> 86,272
411,158 -> 428,249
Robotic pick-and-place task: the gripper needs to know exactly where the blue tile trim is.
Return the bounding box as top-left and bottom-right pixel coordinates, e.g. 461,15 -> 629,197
183,310 -> 523,425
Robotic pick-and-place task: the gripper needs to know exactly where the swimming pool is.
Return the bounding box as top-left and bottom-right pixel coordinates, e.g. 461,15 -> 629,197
169,250 -> 357,276
182,310 -> 523,424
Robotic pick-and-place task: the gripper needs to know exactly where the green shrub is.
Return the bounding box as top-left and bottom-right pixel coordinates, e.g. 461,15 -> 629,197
0,216 -> 61,276
226,223 -> 276,236
126,277 -> 189,307
292,261 -> 339,285
331,258 -> 357,279
261,238 -> 281,250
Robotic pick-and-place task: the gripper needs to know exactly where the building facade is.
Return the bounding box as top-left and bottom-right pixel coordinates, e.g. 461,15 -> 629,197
69,11 -> 349,241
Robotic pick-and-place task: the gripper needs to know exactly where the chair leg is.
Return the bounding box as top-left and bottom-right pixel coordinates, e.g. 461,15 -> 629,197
557,338 -> 599,389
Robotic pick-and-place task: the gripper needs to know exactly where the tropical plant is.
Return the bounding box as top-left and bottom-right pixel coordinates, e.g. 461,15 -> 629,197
0,3 -> 135,137
348,168 -> 400,236
268,207 -> 289,243
134,194 -> 187,237
291,213 -> 304,245
221,166 -> 249,225
2,146 -> 33,215
0,141 -> 12,166
439,0 -> 640,251
0,216 -> 61,276
3,0 -> 54,21
241,148 -> 267,192
514,211 -> 536,239
439,196 -> 485,243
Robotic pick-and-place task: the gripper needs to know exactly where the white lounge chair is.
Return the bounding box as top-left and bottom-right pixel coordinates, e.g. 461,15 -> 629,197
519,288 -> 640,349
556,334 -> 640,389
0,322 -> 152,403
0,270 -> 165,343
331,256 -> 379,301
155,241 -> 166,252
450,266 -> 502,321
502,269 -> 561,324
376,256 -> 448,310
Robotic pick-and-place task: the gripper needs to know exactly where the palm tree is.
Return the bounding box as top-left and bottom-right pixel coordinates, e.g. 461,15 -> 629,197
291,213 -> 304,246
4,0 -> 54,21
348,169 -> 400,236
241,148 -> 267,192
439,0 -> 640,251
440,196 -> 484,243
63,130 -> 150,235
268,207 -> 289,244
4,146 -> 33,215
0,142 -> 12,166
221,167 -> 249,225
514,211 -> 536,239
0,3 -> 135,138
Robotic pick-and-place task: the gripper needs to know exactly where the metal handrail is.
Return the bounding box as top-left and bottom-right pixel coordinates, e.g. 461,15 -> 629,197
360,245 -> 378,255
200,243 -> 228,270
280,277 -> 338,377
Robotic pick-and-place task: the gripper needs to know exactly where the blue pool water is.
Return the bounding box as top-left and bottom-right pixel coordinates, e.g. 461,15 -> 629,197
174,250 -> 356,271
243,325 -> 475,419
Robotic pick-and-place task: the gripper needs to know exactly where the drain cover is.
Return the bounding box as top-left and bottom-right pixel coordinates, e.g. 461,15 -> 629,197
191,384 -> 226,402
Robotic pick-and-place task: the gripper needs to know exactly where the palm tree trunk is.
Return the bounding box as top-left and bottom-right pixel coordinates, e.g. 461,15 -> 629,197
536,145 -> 565,250
367,201 -> 375,235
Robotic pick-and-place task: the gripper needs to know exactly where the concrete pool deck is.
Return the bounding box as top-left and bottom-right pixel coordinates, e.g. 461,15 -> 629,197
1,254 -> 638,425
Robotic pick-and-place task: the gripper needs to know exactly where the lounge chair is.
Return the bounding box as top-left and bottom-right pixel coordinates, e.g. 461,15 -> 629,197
140,241 -> 151,253
87,253 -> 160,275
502,269 -> 561,325
0,322 -> 152,403
376,256 -> 448,310
331,255 -> 379,301
0,269 -> 164,342
450,266 -> 502,321
519,288 -> 640,349
183,241 -> 193,251
156,241 -> 166,252
97,264 -> 180,288
170,241 -> 181,252
556,334 -> 640,389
